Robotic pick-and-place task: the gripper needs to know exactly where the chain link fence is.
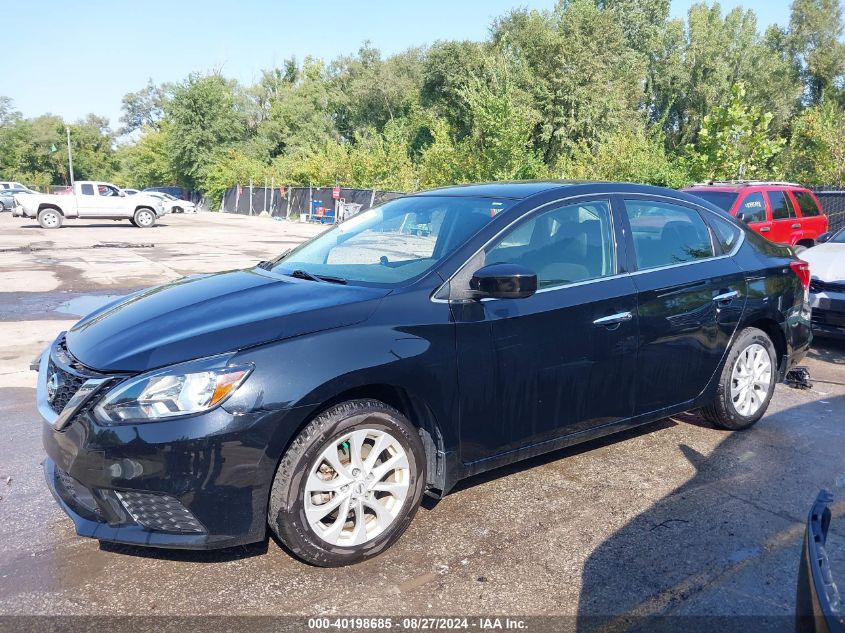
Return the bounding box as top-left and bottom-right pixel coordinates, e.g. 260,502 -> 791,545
812,188 -> 845,234
221,186 -> 404,220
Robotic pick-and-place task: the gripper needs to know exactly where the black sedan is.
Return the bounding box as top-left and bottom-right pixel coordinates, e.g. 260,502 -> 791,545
37,182 -> 812,566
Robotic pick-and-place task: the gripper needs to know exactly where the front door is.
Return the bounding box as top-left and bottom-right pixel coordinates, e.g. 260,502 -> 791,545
621,196 -> 746,416
78,183 -> 121,218
453,197 -> 638,465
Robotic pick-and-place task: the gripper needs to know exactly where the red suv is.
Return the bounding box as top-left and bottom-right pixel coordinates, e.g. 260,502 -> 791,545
682,182 -> 828,251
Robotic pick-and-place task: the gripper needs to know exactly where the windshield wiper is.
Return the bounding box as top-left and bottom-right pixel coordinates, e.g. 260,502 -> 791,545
288,269 -> 347,284
256,260 -> 274,270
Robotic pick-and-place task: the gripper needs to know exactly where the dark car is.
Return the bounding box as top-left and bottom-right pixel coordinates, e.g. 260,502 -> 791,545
796,491 -> 845,633
682,181 -> 828,251
37,182 -> 812,566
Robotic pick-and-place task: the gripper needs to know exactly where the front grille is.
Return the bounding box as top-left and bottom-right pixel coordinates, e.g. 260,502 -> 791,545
812,309 -> 845,328
44,335 -> 110,416
46,358 -> 87,414
114,491 -> 207,534
810,279 -> 845,294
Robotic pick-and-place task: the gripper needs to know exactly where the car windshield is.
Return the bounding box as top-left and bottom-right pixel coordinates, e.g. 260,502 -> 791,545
686,191 -> 739,212
269,195 -> 512,286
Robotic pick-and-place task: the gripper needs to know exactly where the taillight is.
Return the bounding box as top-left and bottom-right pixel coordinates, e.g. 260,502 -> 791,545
790,260 -> 811,289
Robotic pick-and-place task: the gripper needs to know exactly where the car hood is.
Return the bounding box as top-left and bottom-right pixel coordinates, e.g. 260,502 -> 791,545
801,243 -> 845,282
65,269 -> 389,372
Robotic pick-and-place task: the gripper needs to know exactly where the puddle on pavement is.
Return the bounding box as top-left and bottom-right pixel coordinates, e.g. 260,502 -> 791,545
54,294 -> 124,317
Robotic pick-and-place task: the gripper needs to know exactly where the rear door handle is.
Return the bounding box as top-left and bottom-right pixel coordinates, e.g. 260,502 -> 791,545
760,227 -> 771,232
791,223 -> 801,229
713,290 -> 739,304
593,311 -> 633,327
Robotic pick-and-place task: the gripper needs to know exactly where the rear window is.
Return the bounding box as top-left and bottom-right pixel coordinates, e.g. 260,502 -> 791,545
793,191 -> 821,217
686,191 -> 739,213
80,184 -> 94,196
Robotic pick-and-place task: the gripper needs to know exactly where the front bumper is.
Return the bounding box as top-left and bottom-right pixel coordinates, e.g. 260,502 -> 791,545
38,336 -> 285,550
810,290 -> 845,339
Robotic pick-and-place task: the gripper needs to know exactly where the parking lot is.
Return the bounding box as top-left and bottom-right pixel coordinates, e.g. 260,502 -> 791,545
1,211 -> 844,621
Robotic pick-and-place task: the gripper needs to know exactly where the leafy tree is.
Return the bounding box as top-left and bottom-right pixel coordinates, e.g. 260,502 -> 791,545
789,0 -> 845,103
115,124 -> 176,188
561,123 -> 689,187
119,79 -> 169,135
780,99 -> 845,185
165,73 -> 247,188
493,0 -> 645,163
685,83 -> 784,181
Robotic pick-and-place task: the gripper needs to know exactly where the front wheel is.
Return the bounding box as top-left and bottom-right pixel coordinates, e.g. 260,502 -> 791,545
37,208 -> 63,229
701,327 -> 777,430
268,399 -> 426,566
133,208 -> 156,228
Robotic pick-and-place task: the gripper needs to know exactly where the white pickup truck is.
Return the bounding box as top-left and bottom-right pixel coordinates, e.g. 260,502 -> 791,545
12,181 -> 166,229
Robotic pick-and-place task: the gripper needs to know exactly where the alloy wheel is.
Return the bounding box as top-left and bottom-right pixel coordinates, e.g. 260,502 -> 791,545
730,343 -> 772,417
304,427 -> 410,547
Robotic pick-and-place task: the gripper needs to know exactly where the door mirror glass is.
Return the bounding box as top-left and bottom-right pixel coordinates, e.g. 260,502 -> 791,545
470,263 -> 537,299
736,212 -> 746,222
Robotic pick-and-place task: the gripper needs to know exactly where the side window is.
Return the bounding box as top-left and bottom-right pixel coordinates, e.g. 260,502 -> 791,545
485,200 -> 616,289
708,214 -> 742,254
80,184 -> 94,196
625,199 -> 714,270
793,191 -> 821,217
769,191 -> 795,220
737,192 -> 767,223
98,184 -> 119,197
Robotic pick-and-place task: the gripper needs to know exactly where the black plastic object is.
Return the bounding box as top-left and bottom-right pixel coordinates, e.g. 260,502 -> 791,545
470,263 -> 538,299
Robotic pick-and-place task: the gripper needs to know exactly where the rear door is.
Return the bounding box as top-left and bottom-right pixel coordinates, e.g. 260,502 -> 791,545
621,196 -> 747,416
766,189 -> 799,245
790,189 -> 828,239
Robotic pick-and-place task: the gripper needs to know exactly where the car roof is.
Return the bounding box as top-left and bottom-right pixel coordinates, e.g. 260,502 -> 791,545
412,181 -> 713,201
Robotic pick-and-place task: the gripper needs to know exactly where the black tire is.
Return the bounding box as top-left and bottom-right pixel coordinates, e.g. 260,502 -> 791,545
37,208 -> 63,229
0,201 -> 6,212
133,207 -> 156,228
701,327 -> 777,430
268,399 -> 426,567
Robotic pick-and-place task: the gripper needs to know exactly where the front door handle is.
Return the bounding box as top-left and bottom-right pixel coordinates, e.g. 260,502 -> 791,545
713,290 -> 739,305
791,223 -> 801,229
593,311 -> 633,327
760,227 -> 771,233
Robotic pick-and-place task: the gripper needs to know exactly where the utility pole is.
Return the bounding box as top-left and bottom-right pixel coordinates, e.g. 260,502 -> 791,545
66,127 -> 75,185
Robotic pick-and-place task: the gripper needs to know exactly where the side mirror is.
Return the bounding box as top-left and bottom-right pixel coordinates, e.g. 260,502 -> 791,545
470,263 -> 537,300
736,212 -> 747,223
817,232 -> 833,244
119,190 -> 126,197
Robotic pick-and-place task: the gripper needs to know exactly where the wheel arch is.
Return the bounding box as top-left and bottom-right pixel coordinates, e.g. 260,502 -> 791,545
275,383 -> 448,497
37,203 -> 64,215
743,317 -> 787,369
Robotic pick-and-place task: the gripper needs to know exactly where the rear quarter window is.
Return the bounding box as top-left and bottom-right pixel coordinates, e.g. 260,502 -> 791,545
792,191 -> 821,217
80,184 -> 94,196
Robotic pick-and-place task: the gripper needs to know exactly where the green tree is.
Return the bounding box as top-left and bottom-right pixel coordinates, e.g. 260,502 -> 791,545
115,124 -> 176,188
119,79 -> 169,135
165,73 -> 247,188
493,0 -> 646,163
781,99 -> 845,185
788,0 -> 845,103
685,83 -> 784,181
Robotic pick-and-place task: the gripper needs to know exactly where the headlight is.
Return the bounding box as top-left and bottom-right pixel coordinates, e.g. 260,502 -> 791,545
93,356 -> 252,424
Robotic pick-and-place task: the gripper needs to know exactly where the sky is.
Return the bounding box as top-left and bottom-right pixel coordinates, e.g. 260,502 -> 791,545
1,0 -> 796,130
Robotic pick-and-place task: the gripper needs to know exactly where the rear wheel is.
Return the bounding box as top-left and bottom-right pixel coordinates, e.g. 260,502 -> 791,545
268,399 -> 426,566
701,327 -> 777,430
0,201 -> 6,212
37,208 -> 62,229
133,208 -> 156,228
